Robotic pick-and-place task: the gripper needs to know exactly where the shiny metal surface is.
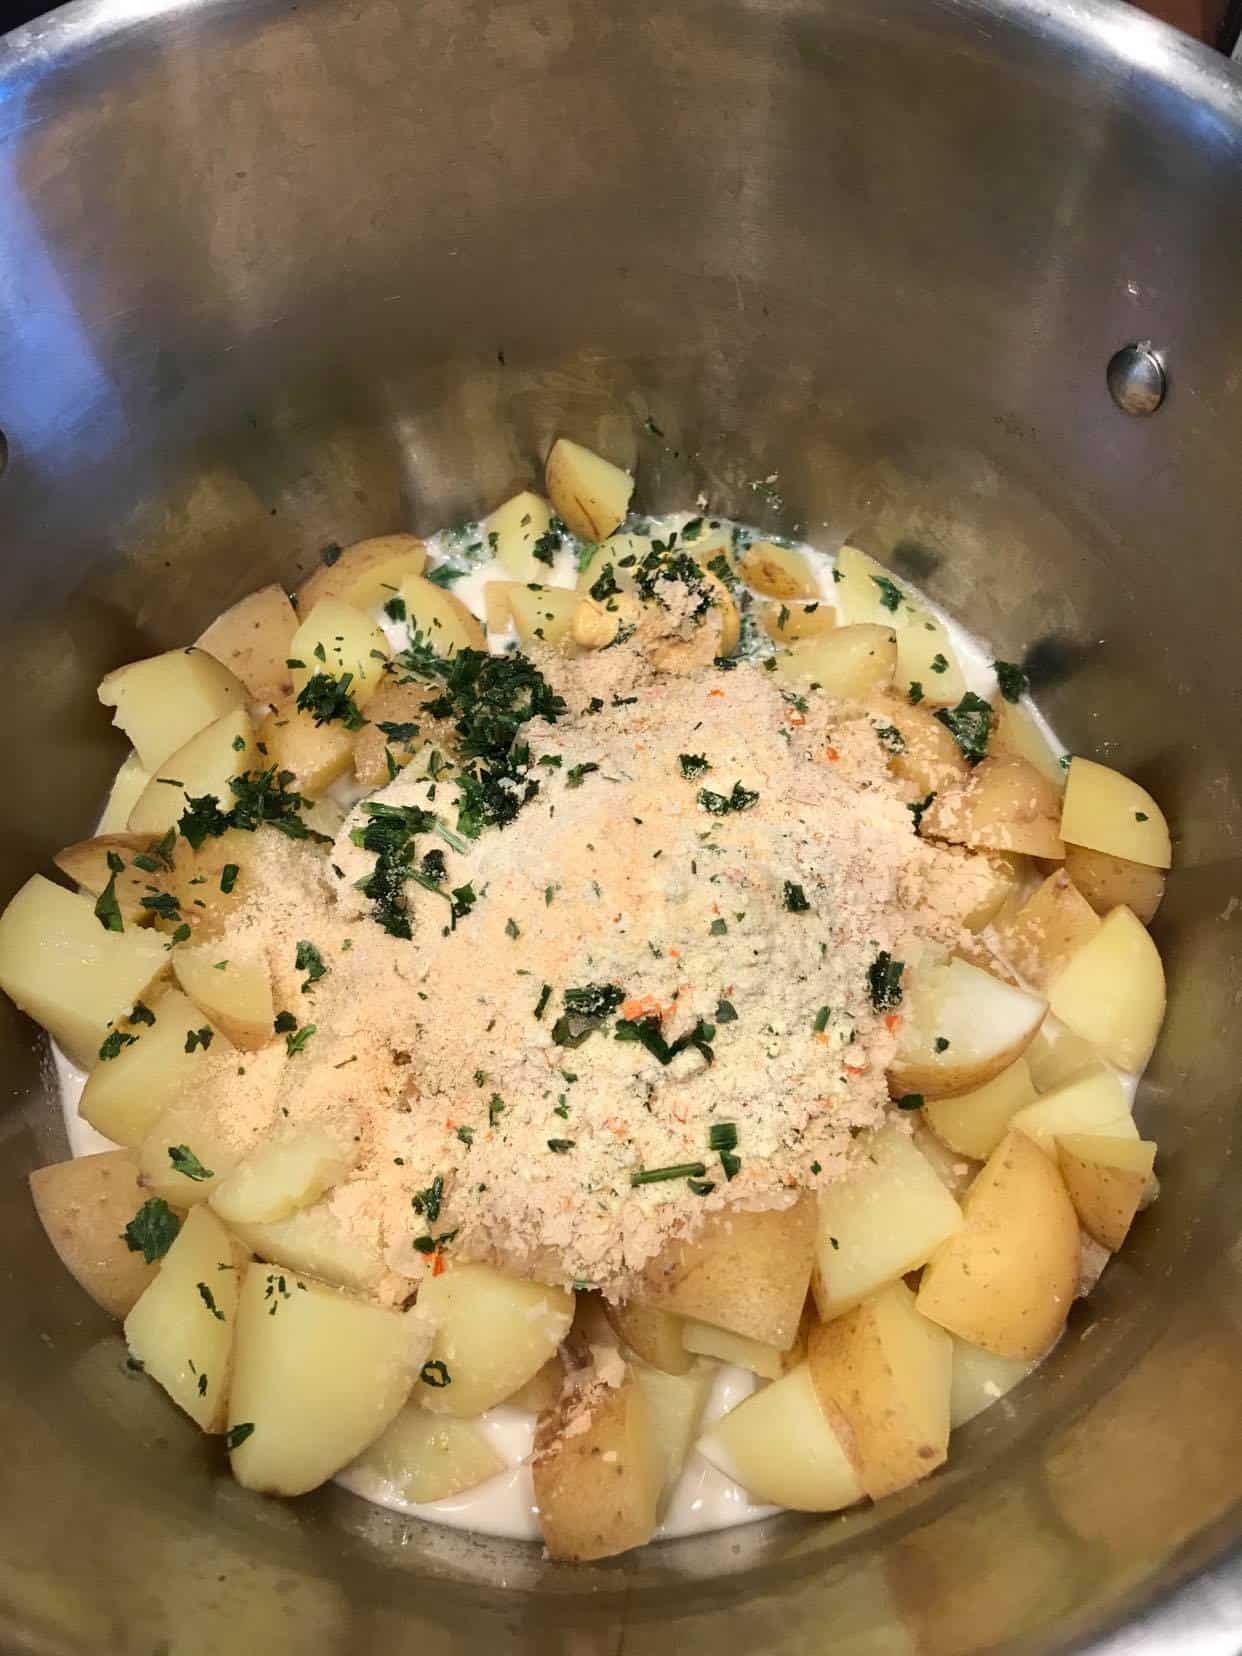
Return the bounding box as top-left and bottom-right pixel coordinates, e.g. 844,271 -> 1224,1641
0,0 -> 1241,1650
1106,343 -> 1168,416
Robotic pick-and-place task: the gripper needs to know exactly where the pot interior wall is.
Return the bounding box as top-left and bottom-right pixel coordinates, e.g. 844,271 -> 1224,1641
1,0 -> 1241,1651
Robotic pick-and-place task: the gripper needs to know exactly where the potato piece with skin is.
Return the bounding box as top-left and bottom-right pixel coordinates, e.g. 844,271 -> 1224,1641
1010,1065 -> 1137,1156
758,598 -> 837,644
227,1200 -> 387,1296
351,676 -> 455,789
993,870 -> 1102,990
601,1300 -> 691,1375
297,534 -> 427,614
809,1279 -> 953,1498
950,1339 -> 1036,1427
287,598 -> 390,708
139,1103 -> 243,1207
256,699 -> 354,799
1060,757 -> 1171,870
1025,1021 -> 1099,1092
400,576 -> 486,657
30,1151 -> 167,1318
416,1263 -> 574,1419
872,694 -> 970,799
922,754 -> 1066,860
571,591 -> 643,651
631,1197 -> 815,1349
495,582 -> 583,648
1047,905 -> 1166,1071
813,1126 -> 963,1321
697,1363 -> 863,1513
533,1365 -> 661,1560
128,709 -> 259,836
924,1057 -> 1038,1162
544,438 -> 633,543
161,827 -> 259,942
775,624 -> 897,698
53,833 -> 163,926
1056,1134 -> 1156,1251
681,1315 -> 805,1380
228,1264 -> 430,1495
99,753 -> 153,835
960,853 -> 1023,933
990,700 -> 1067,789
98,648 -> 249,772
210,1125 -> 358,1226
79,986 -> 221,1146
173,944 -> 273,1051
917,1130 -> 1080,1360
737,540 -> 818,600
1063,844 -> 1165,926
896,608 -> 967,707
124,1204 -> 249,1431
196,584 -> 299,705
889,957 -> 1046,1099
485,491 -> 556,582
0,874 -> 169,1069
506,1359 -> 563,1413
631,1360 -> 714,1501
576,531 -> 652,594
348,1406 -> 504,1504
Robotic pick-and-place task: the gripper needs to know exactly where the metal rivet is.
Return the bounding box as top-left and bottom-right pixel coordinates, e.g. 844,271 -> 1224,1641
1106,342 -> 1166,416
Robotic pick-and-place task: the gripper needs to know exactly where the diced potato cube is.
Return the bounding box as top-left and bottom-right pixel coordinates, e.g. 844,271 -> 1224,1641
1024,1022 -> 1100,1092
1009,1065 -> 1137,1155
287,599 -> 390,707
349,1405 -> 504,1504
681,1318 -> 799,1380
491,582 -> 583,648
889,957 -> 1046,1099
758,598 -> 837,644
196,583 -> 299,705
532,1365 -> 661,1560
29,1150 -> 167,1318
415,1263 -> 574,1418
128,709 -> 259,836
1060,756 -> 1171,869
924,1057 -> 1037,1162
544,438 -> 633,543
79,985 -> 218,1146
297,534 -> 427,614
256,700 -> 354,798
173,944 -> 273,1050
124,1204 -> 249,1430
922,755 -> 1066,860
950,1339 -> 1035,1427
53,833 -> 166,927
813,1126 -> 963,1322
1056,1133 -> 1157,1251
601,1300 -> 691,1375
98,753 -> 152,835
1063,844 -> 1165,926
160,827 -> 260,942
400,576 -> 486,657
484,491 -> 555,582
227,1264 -> 430,1494
895,607 -> 967,707
990,700 -> 1067,788
631,1360 -> 714,1500
737,540 -> 818,600
576,531 -> 652,594
0,874 -> 168,1069
226,1200 -> 388,1296
210,1125 -> 358,1226
1046,905 -> 1166,1071
993,870 -> 1101,989
98,648 -> 248,772
138,1099 -> 244,1207
697,1363 -> 863,1512
775,624 -> 897,698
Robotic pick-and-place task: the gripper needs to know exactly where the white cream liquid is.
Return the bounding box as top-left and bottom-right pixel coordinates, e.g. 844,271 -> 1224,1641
57,512 -> 1119,1545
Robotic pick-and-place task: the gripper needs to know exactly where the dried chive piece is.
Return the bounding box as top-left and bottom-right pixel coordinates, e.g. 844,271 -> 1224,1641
993,659 -> 1028,703
782,882 -> 811,913
533,983 -> 553,1021
867,951 -> 905,1011
168,1144 -> 213,1181
631,1161 -> 708,1186
896,1093 -> 925,1111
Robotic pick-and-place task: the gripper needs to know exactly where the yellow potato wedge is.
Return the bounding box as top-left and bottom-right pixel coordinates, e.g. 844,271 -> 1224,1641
30,1150 -> 168,1318
631,1360 -> 714,1501
226,1198 -> 387,1296
960,854 -> 1024,933
697,1362 -> 863,1512
173,944 -> 273,1051
632,1197 -> 815,1349
1060,756 -> 1171,869
990,700 -> 1067,788
159,827 -> 260,943
1046,905 -> 1166,1071
297,533 -> 427,614
79,985 -> 219,1147
575,530 -> 652,594
871,694 -> 971,799
0,874 -> 168,1069
1009,1065 -> 1137,1155
209,1125 -> 356,1227
351,677 -> 453,787
287,598 -> 390,707
98,648 -> 248,772
758,598 -> 837,644
1024,1022 -> 1100,1093
544,437 -> 633,544
504,1357 -> 564,1414
124,1204 -> 249,1431
128,709 -> 259,836
138,1101 -> 243,1207
808,1278 -> 953,1498
400,575 -> 486,657
737,540 -> 818,600
775,624 -> 898,698
813,1126 -> 963,1321
196,583 -> 299,705
1063,844 -> 1165,926
917,1130 -> 1080,1360
416,1263 -> 574,1419
484,491 -> 556,582
533,1364 -> 661,1560
895,608 -> 967,707
680,1317 -> 804,1381
53,833 -> 164,927
488,581 -> 582,648
889,957 -> 1046,1099
950,1339 -> 1036,1427
349,1405 -> 504,1504
98,753 -> 153,835
227,1264 -> 429,1495
601,1300 -> 691,1375
256,699 -> 354,799
993,870 -> 1102,989
922,754 -> 1065,859
834,545 -> 903,626
1056,1133 -> 1157,1251
924,1057 -> 1038,1162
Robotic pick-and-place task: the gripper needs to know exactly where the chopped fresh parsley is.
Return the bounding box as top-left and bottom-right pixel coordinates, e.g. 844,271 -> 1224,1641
224,1422 -> 255,1450
98,1030 -> 137,1061
563,984 -> 625,1020
168,1144 -> 213,1181
709,918 -> 727,936
455,1125 -> 474,1146
715,998 -> 738,1023
140,891 -> 182,922
122,1198 -> 181,1263
589,565 -> 620,602
533,983 -> 552,1021
994,659 -> 1029,703
93,871 -> 124,933
708,1122 -> 737,1152
896,1093 -> 925,1111
505,917 -> 520,940
813,1006 -> 831,1033
565,762 -> 600,789
383,595 -> 407,621
420,1359 -> 452,1388
488,1094 -> 505,1127
546,1138 -> 576,1153
783,882 -> 811,913
871,574 -> 903,612
908,681 -> 924,705
935,692 -> 993,764
183,1027 -> 213,1053
867,951 -> 905,1011
678,753 -> 710,779
220,863 -> 240,894
273,1010 -> 297,1033
697,781 -> 759,815
615,1015 -> 715,1067
935,1036 -> 951,1053
425,564 -> 466,588
931,653 -> 949,674
873,723 -> 906,755
908,791 -> 936,831
411,1176 -> 444,1224
1135,811 -> 1149,823
129,1001 -> 156,1026
296,671 -> 367,731
285,1023 -> 317,1057
294,939 -> 328,992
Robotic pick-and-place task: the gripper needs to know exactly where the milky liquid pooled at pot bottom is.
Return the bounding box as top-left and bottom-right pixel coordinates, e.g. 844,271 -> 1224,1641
53,515 -> 1104,1544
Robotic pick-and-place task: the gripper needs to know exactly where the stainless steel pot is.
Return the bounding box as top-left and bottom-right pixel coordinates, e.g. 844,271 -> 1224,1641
1,0 -> 1240,1649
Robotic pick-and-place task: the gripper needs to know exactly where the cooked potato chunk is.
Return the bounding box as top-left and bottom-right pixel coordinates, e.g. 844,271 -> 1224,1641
697,1363 -> 863,1512
872,695 -> 970,798
98,648 -> 248,772
758,598 -> 837,644
889,958 -> 1046,1099
545,437 -> 633,543
30,1150 -> 167,1318
993,870 -> 1101,989
98,752 -> 153,834
601,1300 -> 691,1375
349,1405 -> 504,1504
990,700 -> 1067,788
632,1197 -> 815,1348
1009,1065 -> 1137,1155
680,1318 -> 801,1381
0,874 -> 168,1069
297,533 -> 427,613
813,1126 -> 963,1321
575,530 -> 652,594
1046,905 -> 1165,1071
917,1130 -> 1080,1359
209,1125 -> 356,1226
159,827 -> 259,942
400,575 -> 486,656
489,582 -> 583,648
287,598 -> 390,707
173,944 -> 274,1051
834,545 -> 902,627
504,1357 -> 564,1413
1024,1022 -> 1100,1092
533,1365 -> 661,1560
775,624 -> 898,698
737,540 -> 818,600
631,1361 -> 714,1500
484,491 -> 556,582
1060,757 -> 1171,869
960,854 -> 1024,933
922,754 -> 1065,859
924,1057 -> 1037,1162
1056,1133 -> 1157,1251
138,1100 -> 244,1207
351,677 -> 453,788
808,1279 -> 953,1498
227,1264 -> 429,1494
128,709 -> 259,836
895,608 -> 967,707
256,700 -> 354,798
226,1198 -> 387,1296
1063,844 -> 1165,926
196,583 -> 299,705
416,1263 -> 574,1418
124,1204 -> 249,1431
53,833 -> 165,927
79,986 -> 218,1146
950,1339 -> 1036,1427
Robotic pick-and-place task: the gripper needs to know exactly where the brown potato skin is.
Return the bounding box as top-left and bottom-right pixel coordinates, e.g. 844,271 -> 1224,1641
197,583 -> 298,705
1063,844 -> 1165,926
29,1151 -> 171,1319
532,1367 -> 660,1561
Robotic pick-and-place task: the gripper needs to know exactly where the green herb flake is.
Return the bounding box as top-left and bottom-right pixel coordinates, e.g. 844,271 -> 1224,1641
697,781 -> 759,816
994,659 -> 1029,703
121,1198 -> 181,1262
129,1001 -> 156,1026
285,1023 -> 317,1057
488,1094 -> 505,1127
169,1144 -> 214,1181
813,1006 -> 830,1033
93,875 -> 124,934
505,917 -> 520,940
295,939 -> 328,992
867,951 -> 905,1012
533,983 -> 553,1021
220,863 -> 240,895
931,653 -> 949,674
709,917 -> 728,936
546,1138 -> 576,1153
183,1026 -> 214,1053
896,1093 -> 926,1111
631,1161 -> 708,1186
224,1422 -> 255,1450
678,753 -> 710,779
197,1282 -> 225,1321
98,1030 -> 137,1061
935,692 -> 993,764
715,999 -> 738,1023
783,881 -> 811,913
935,1036 -> 951,1053
420,1359 -> 452,1388
871,574 -> 903,612
908,682 -> 924,705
